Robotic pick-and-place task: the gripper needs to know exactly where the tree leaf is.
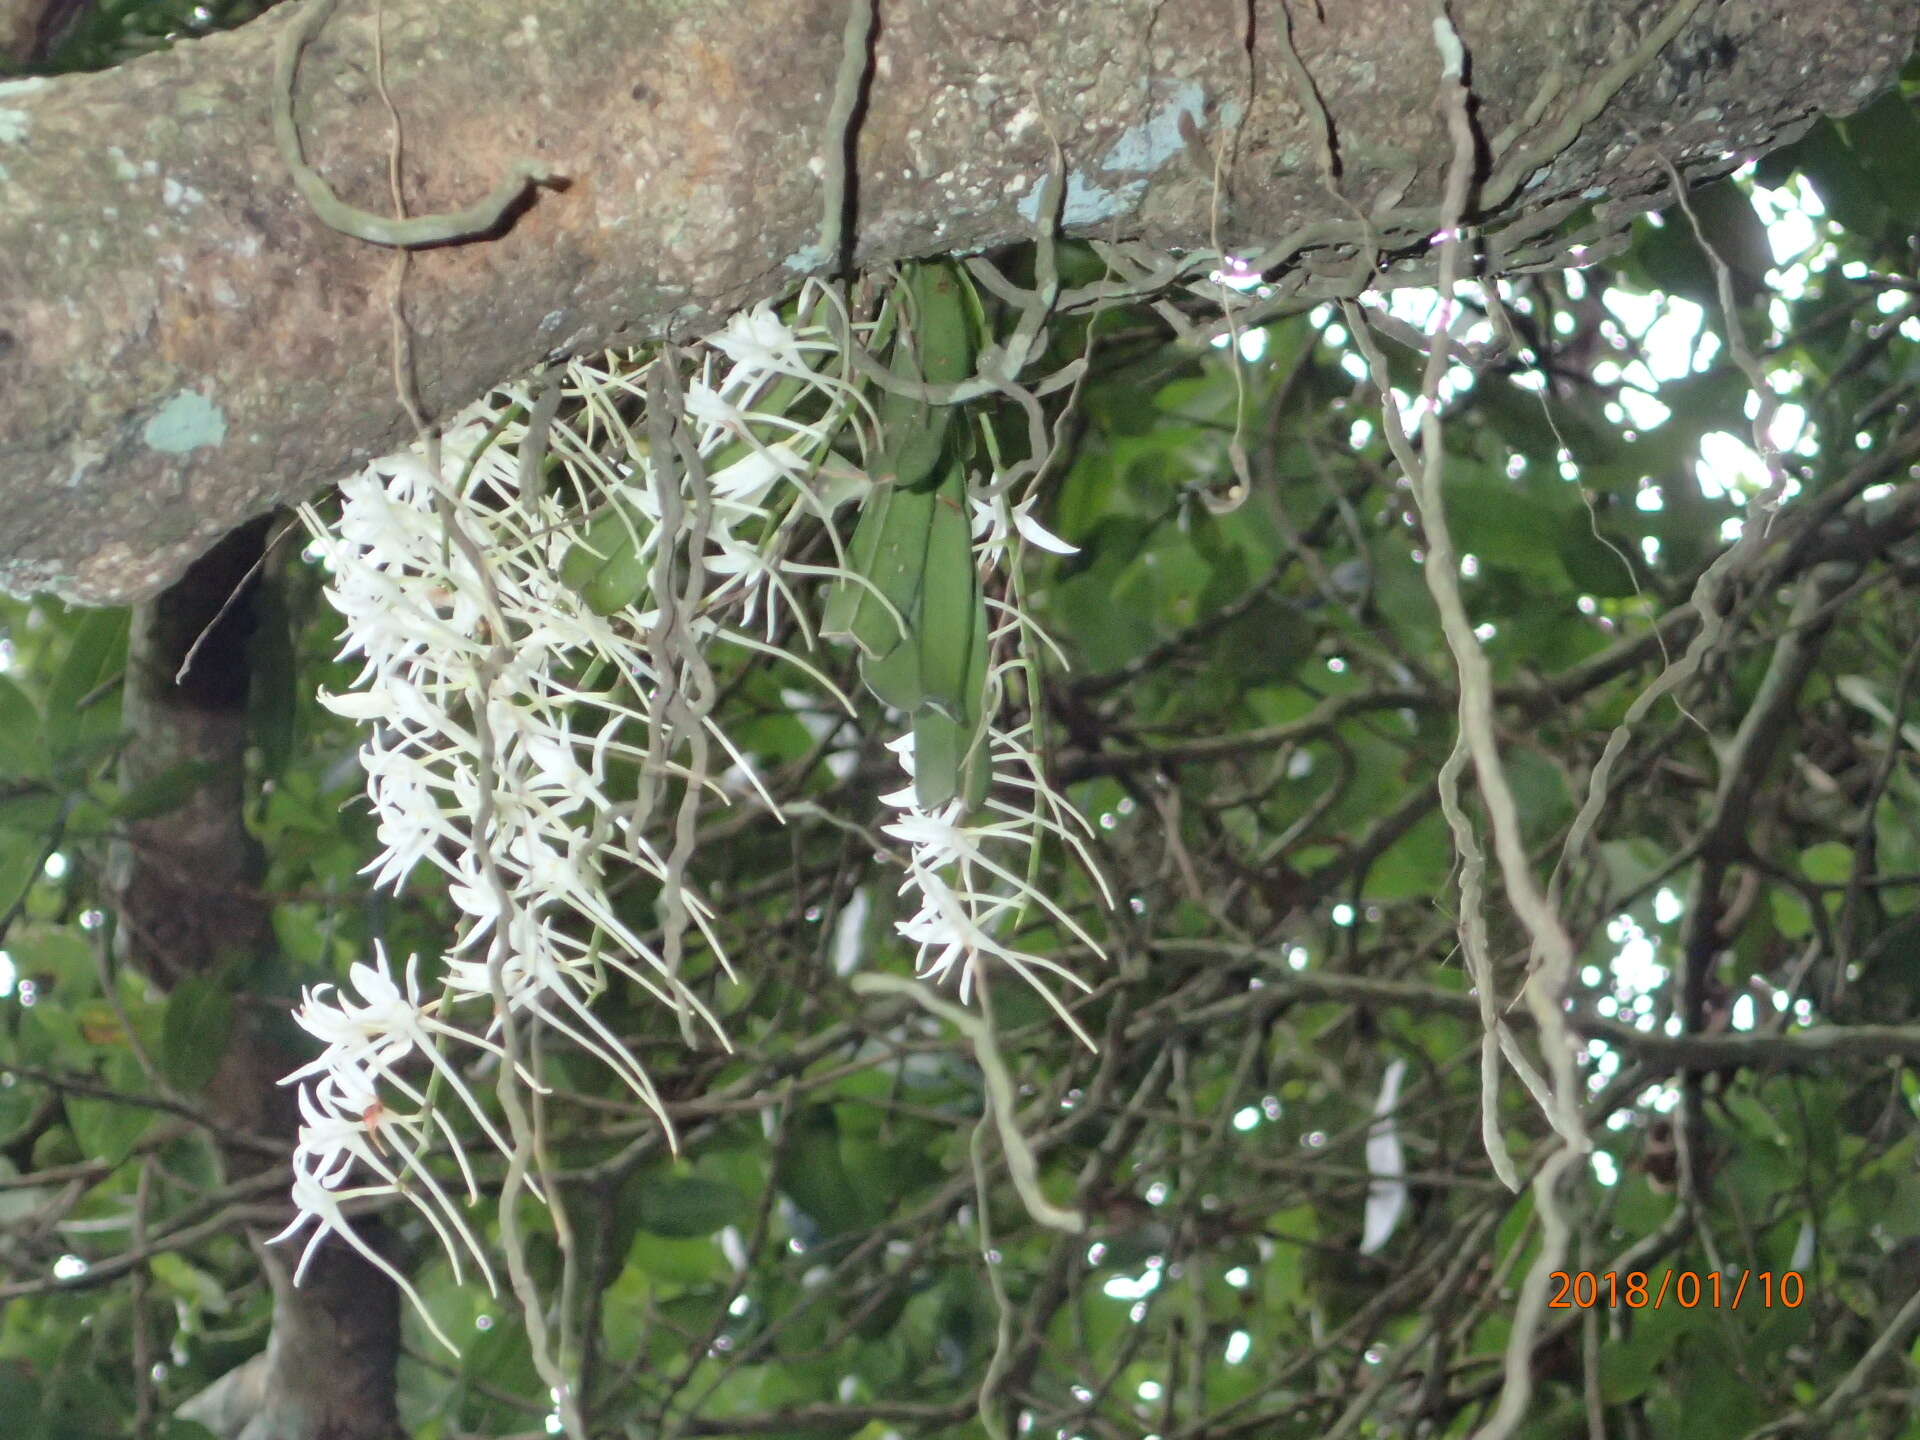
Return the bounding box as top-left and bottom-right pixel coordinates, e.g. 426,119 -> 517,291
43,608 -> 128,767
629,1175 -> 751,1238
0,678 -> 47,781
777,1107 -> 874,1240
1800,841 -> 1854,886
65,1091 -> 152,1169
147,1252 -> 229,1314
160,975 -> 233,1093
0,1361 -> 46,1440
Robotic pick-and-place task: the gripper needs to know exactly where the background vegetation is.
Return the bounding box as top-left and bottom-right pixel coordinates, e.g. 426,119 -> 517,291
6,4 -> 1920,1439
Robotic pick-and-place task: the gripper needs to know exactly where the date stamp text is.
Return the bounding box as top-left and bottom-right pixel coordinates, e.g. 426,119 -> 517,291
1547,1270 -> 1804,1310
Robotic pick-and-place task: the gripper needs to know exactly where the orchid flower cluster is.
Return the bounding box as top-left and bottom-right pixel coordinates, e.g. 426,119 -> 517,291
880,497 -> 1112,1046
282,276 -> 1108,1341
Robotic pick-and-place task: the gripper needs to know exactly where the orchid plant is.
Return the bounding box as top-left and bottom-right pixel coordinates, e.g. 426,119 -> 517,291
284,271 -> 1108,1350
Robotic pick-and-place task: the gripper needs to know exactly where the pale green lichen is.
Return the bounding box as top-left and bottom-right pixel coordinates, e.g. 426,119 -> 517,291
1019,171 -> 1141,226
1100,81 -> 1207,173
783,241 -> 830,272
142,392 -> 227,453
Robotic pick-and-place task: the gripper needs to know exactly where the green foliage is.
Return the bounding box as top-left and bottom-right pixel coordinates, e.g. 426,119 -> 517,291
4,0 -> 268,76
5,27 -> 1920,1440
159,974 -> 234,1093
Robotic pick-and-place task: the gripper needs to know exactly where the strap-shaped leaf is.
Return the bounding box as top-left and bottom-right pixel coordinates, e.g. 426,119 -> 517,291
877,261 -> 978,490
910,261 -> 977,388
829,261 -> 988,727
821,484 -> 896,648
561,503 -> 652,616
853,483 -> 939,710
915,464 -> 981,726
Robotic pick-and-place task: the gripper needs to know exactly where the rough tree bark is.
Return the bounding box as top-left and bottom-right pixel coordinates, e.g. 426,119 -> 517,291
0,0 -> 86,66
0,0 -> 1912,604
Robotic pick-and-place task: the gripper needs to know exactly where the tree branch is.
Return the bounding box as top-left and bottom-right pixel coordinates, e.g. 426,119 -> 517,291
0,0 -> 1911,601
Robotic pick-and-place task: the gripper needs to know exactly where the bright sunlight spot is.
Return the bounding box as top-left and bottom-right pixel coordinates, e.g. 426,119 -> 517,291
1105,1262 -> 1164,1301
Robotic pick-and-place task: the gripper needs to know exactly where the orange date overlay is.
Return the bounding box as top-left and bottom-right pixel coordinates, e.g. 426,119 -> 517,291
1547,1270 -> 1805,1311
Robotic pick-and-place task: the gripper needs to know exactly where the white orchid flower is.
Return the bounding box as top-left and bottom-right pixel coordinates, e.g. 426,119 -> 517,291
271,1163 -> 462,1357
286,277 -> 1109,1357
969,490 -> 1079,560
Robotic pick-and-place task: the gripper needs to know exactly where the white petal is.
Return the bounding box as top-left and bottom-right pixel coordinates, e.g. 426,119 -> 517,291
1012,502 -> 1078,555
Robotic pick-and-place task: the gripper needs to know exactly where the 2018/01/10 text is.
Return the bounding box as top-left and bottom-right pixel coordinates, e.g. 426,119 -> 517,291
1547,1270 -> 1805,1310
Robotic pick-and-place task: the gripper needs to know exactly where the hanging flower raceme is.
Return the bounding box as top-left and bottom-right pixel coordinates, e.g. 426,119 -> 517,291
281,271 -> 1110,1349
871,478 -> 1111,1044
279,282 -> 891,1340
881,726 -> 1109,1047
